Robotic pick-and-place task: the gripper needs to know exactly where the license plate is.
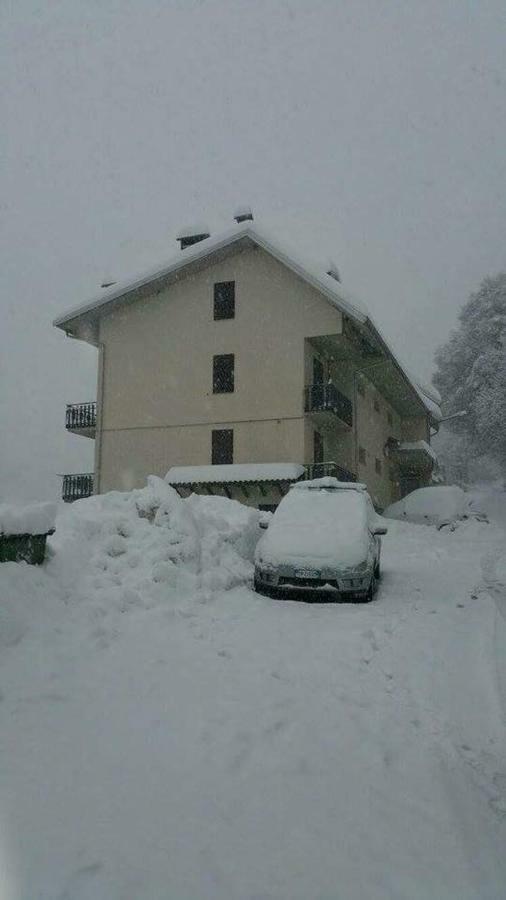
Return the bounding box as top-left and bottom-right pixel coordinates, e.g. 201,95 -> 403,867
295,568 -> 320,579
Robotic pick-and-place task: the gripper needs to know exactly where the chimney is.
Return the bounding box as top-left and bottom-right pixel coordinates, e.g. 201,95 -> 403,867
176,226 -> 210,250
326,262 -> 341,283
234,206 -> 254,224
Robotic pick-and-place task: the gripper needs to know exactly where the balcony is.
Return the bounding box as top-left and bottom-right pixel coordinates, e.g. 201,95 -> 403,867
62,473 -> 94,503
305,461 -> 357,482
66,402 -> 96,438
304,383 -> 353,429
390,440 -> 437,473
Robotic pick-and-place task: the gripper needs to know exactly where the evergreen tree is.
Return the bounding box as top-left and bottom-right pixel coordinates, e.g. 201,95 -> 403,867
434,273 -> 506,479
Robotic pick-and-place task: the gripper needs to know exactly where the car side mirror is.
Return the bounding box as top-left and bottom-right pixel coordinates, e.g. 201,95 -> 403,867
372,525 -> 388,536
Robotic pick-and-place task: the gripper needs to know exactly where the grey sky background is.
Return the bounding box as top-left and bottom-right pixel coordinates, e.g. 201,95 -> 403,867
1,0 -> 505,502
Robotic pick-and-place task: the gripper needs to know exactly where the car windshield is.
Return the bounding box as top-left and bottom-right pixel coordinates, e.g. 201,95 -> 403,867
262,488 -> 369,567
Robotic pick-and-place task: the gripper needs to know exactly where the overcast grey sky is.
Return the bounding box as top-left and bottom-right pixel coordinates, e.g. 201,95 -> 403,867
1,0 -> 505,501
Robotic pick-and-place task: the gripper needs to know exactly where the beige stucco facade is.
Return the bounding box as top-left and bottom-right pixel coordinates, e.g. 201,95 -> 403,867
61,237 -> 435,509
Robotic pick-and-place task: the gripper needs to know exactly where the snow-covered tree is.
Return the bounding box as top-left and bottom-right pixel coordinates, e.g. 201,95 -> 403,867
434,273 -> 506,479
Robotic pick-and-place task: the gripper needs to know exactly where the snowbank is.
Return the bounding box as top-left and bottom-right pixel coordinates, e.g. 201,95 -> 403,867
48,477 -> 262,610
0,502 -> 56,536
384,485 -> 479,527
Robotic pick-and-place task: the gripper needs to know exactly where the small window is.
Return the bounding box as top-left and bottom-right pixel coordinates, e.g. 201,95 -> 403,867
359,446 -> 367,465
213,354 -> 234,393
214,282 -> 235,320
374,398 -> 380,413
313,356 -> 324,385
212,429 -> 233,464
387,410 -> 393,426
357,380 -> 365,397
375,458 -> 382,475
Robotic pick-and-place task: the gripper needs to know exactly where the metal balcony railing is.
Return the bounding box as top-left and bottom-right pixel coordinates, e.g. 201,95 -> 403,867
305,462 -> 357,482
66,402 -> 96,431
62,473 -> 94,502
304,383 -> 353,427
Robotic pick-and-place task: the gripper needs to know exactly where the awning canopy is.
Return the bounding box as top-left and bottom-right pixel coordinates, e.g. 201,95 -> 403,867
166,463 -> 306,486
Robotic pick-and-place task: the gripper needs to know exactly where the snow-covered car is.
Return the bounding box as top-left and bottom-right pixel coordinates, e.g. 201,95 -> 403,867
254,478 -> 387,601
384,485 -> 487,529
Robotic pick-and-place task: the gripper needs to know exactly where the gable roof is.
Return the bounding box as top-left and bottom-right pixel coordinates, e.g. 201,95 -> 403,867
53,222 -> 367,333
53,222 -> 441,423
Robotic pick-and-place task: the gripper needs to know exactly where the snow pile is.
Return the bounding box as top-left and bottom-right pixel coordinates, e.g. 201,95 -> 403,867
0,502 -> 56,536
49,476 -> 261,610
185,493 -> 263,593
384,485 -> 483,527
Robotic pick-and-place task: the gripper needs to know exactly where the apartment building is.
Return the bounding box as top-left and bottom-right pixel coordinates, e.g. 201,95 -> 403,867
54,215 -> 441,510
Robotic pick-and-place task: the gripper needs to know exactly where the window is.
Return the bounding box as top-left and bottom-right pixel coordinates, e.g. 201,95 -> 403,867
359,446 -> 367,465
374,398 -> 380,413
375,458 -> 382,475
387,410 -> 393,426
213,354 -> 234,393
214,281 -> 235,320
212,429 -> 233,464
313,356 -> 324,385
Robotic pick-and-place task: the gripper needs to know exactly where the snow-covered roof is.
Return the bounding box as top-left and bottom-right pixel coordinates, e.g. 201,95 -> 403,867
291,477 -> 368,492
411,379 -> 442,422
53,221 -> 441,423
53,222 -> 367,331
166,463 -> 306,485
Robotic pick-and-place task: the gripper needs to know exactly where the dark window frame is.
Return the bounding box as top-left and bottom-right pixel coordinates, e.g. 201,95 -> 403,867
211,429 -> 233,465
213,353 -> 235,393
213,281 -> 235,320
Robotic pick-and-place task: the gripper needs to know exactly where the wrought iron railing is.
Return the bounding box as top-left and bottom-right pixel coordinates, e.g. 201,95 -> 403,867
62,473 -> 94,502
305,461 -> 357,482
66,402 -> 96,431
304,383 -> 353,427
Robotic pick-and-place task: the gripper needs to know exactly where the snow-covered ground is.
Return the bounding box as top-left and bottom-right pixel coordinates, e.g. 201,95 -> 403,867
1,482 -> 506,899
